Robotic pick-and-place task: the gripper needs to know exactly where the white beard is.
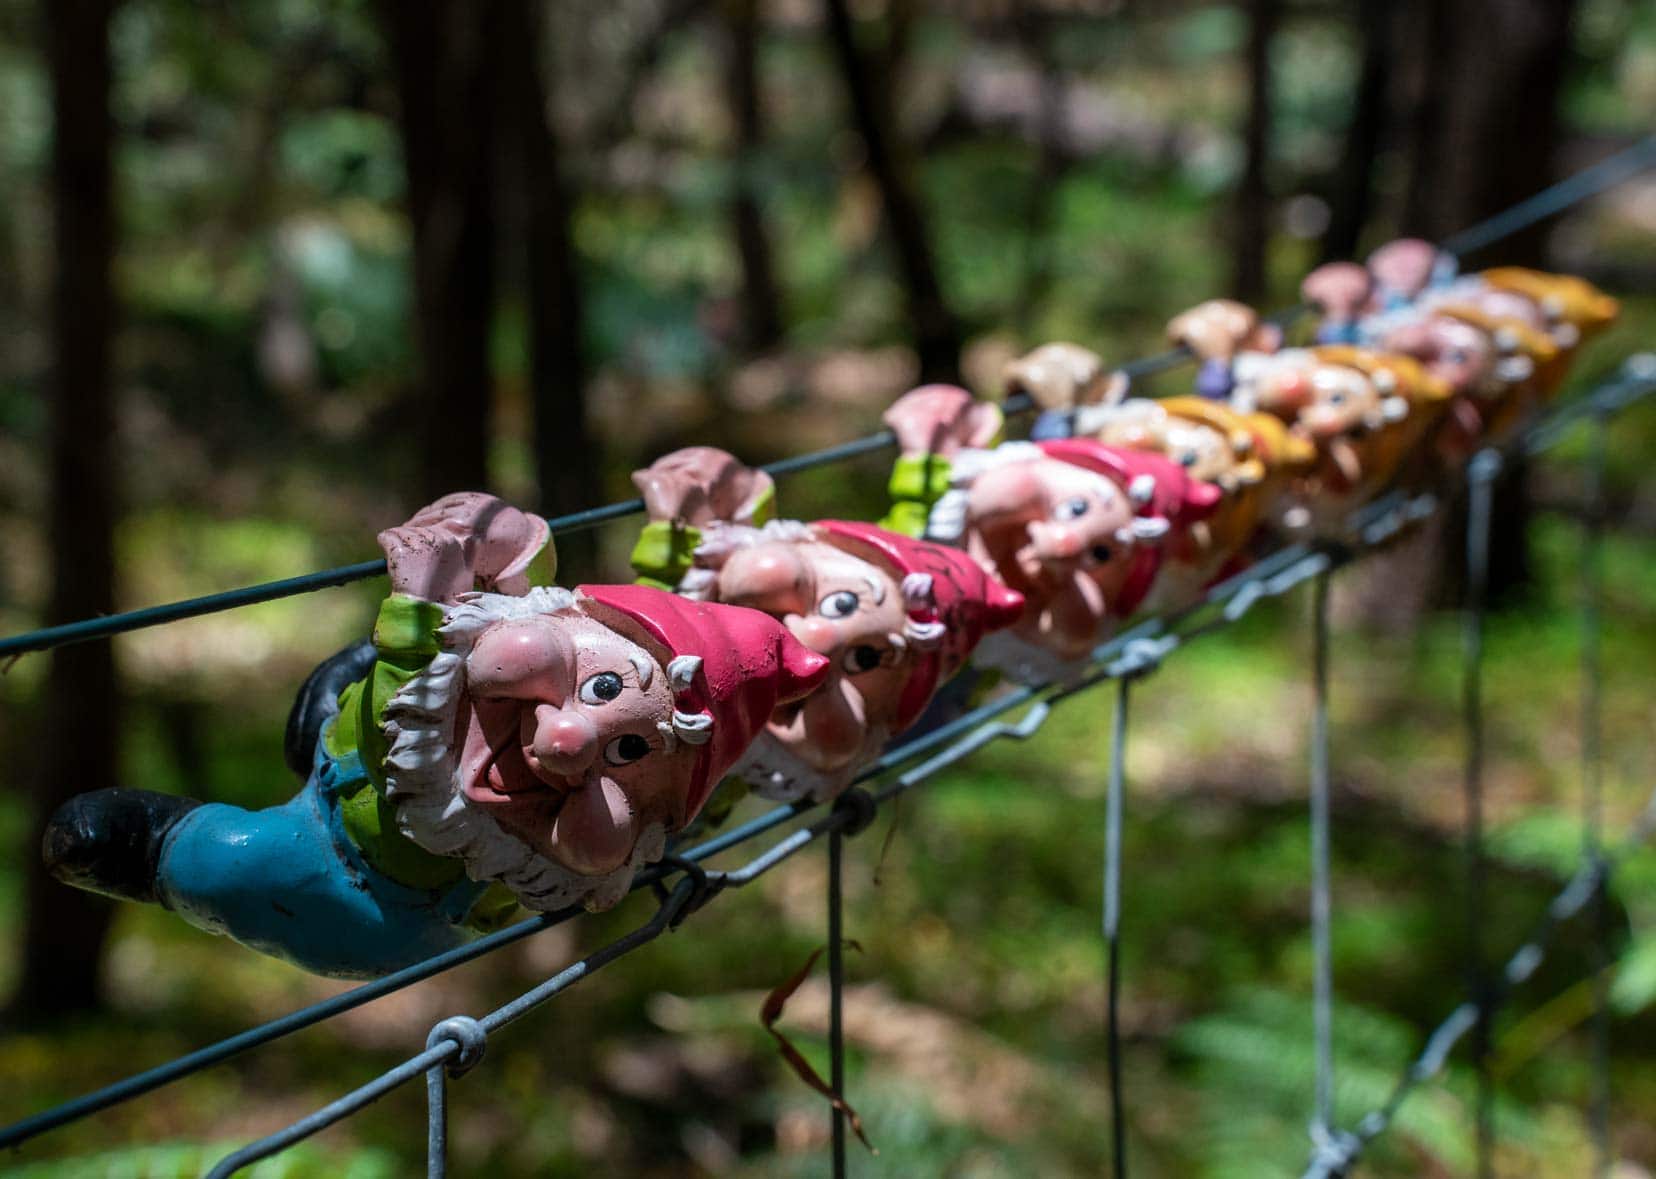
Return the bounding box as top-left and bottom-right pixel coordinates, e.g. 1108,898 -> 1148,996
731,725 -> 892,805
381,587 -> 667,914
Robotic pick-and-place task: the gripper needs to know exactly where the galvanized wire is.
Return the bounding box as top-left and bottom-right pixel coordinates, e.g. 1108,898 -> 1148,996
1581,411 -> 1613,1179
1308,568 -> 1336,1145
1462,448 -> 1502,1179
829,826 -> 848,1177
1103,675 -> 1132,1178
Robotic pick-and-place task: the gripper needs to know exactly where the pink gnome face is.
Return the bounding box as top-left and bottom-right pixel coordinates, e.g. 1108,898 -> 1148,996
715,537 -> 915,788
696,523 -> 1020,801
1296,366 -> 1387,442
388,584 -> 827,910
960,455 -> 1142,661
1382,318 -> 1495,398
457,611 -> 687,877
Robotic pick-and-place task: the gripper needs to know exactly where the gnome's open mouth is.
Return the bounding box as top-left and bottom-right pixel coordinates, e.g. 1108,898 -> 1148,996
459,708 -> 570,818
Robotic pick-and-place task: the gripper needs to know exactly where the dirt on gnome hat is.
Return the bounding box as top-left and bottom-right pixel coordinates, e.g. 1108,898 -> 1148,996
811,520 -> 1025,729
578,583 -> 830,821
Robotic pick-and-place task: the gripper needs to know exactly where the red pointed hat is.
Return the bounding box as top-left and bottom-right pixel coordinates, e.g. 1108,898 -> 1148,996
1036,439 -> 1223,618
577,583 -> 830,821
813,520 -> 1024,729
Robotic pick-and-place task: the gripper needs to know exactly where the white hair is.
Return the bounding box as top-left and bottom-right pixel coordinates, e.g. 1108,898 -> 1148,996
381,587 -> 666,913
676,519 -> 819,599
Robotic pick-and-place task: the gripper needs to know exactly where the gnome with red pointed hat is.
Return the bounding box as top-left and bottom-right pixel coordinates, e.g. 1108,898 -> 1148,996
43,493 -> 829,978
924,436 -> 1220,679
630,448 -> 1024,804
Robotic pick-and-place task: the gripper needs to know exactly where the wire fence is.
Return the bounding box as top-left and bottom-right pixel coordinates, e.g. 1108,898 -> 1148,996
2,139 -> 1655,1177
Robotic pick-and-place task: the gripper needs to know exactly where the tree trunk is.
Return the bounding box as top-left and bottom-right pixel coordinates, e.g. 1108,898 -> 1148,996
822,0 -> 962,385
1319,0 -> 1392,263
499,0 -> 600,573
1013,7 -> 1066,336
1401,0 -> 1577,604
1232,0 -> 1276,302
12,0 -> 121,1020
725,0 -> 785,354
382,0 -> 500,501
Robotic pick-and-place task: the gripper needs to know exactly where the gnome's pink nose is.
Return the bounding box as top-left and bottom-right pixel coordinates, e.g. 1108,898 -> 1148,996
1031,520 -> 1084,562
530,707 -> 598,779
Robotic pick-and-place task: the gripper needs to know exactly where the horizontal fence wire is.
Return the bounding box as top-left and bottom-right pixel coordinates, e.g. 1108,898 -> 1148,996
2,359 -> 1643,1173
1,130 -> 1650,665
0,139 -> 1652,1170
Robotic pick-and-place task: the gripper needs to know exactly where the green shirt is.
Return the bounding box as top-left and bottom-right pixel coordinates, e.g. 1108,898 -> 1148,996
324,593 -> 518,931
880,452 -> 957,536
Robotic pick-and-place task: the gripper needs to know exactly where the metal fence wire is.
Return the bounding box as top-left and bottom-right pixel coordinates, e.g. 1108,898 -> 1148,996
1,139 -> 1655,1178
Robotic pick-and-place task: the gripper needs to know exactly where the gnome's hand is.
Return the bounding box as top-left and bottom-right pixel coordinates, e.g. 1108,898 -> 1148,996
1003,342 -> 1122,412
401,491 -> 550,595
884,384 -> 1002,458
632,446 -> 773,528
1301,263 -> 1372,324
1167,299 -> 1281,362
379,524 -> 473,604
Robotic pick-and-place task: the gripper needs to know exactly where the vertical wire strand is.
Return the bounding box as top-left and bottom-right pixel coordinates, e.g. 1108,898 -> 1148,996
1103,676 -> 1130,1178
425,1064 -> 447,1178
1308,569 -> 1336,1141
828,828 -> 847,1178
1464,450 -> 1500,1179
1582,413 -> 1613,1177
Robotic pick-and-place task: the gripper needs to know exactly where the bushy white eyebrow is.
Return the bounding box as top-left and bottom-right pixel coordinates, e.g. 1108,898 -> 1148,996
628,650 -> 653,689
862,574 -> 885,604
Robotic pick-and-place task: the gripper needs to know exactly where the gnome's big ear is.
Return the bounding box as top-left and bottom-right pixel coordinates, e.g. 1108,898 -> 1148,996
667,655 -> 702,692
1114,516 -> 1172,546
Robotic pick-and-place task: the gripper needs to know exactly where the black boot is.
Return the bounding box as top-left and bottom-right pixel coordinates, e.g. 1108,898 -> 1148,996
43,788 -> 203,906
283,638 -> 378,779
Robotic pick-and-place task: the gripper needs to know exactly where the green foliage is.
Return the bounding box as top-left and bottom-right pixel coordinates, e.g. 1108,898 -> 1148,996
3,1142 -> 398,1179
2,1 -> 1655,1175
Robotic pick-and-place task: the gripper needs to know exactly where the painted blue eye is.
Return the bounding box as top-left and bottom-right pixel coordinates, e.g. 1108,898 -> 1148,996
580,672 -> 624,705
1056,497 -> 1089,520
819,591 -> 859,619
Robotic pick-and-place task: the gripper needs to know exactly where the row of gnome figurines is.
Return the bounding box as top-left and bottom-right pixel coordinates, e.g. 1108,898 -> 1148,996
43,242 -> 1618,979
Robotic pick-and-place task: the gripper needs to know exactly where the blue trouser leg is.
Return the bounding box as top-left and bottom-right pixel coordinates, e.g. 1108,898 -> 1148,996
154,755 -> 486,979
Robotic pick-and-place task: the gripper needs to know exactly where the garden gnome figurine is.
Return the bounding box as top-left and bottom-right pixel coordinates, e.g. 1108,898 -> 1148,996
630,447 -> 1023,804
929,437 -> 1219,678
1166,299 -> 1283,401
878,384 -> 1004,536
1001,341 -> 1127,441
44,493 -> 828,977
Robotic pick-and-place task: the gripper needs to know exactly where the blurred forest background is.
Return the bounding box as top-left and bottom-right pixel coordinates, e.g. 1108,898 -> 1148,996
2,0 -> 1655,1175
